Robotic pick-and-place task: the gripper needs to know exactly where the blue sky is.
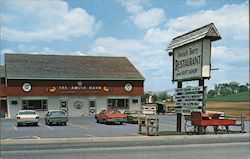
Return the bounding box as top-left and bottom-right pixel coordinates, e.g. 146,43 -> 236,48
0,0 -> 249,92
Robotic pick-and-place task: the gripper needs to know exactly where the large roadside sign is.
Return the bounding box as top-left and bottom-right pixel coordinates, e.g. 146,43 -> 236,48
173,39 -> 211,82
167,23 -> 221,132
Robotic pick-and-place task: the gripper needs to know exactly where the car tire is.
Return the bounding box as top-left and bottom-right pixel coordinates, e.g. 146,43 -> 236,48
49,122 -> 53,126
63,122 -> 67,126
96,119 -> 99,123
120,122 -> 123,125
17,123 -> 21,127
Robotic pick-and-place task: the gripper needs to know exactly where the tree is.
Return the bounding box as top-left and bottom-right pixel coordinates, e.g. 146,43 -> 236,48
208,90 -> 216,98
158,92 -> 168,101
239,85 -> 248,92
214,84 -> 220,95
152,93 -> 158,103
141,93 -> 150,104
228,81 -> 240,93
220,86 -> 232,96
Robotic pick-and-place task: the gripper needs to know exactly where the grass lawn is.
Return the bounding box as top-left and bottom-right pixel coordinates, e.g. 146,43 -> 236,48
207,91 -> 250,102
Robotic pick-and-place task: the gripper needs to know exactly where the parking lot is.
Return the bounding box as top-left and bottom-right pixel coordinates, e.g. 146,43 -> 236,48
1,115 -> 249,140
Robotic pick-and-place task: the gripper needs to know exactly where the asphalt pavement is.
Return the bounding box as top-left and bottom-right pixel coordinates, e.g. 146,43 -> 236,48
1,115 -> 249,140
1,142 -> 249,159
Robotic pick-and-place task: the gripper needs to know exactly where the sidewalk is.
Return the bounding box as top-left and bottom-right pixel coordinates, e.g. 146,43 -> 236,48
1,133 -> 249,151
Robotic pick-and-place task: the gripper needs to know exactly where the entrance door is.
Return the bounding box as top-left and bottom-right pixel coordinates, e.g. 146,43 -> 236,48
89,100 -> 96,115
60,100 -> 68,115
0,99 -> 7,118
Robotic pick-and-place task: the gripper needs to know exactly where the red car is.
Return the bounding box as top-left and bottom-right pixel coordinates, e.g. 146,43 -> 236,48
95,109 -> 127,124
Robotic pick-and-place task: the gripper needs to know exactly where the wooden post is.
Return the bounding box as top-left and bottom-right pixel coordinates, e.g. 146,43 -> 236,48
241,114 -> 245,133
177,82 -> 182,132
156,118 -> 159,136
199,78 -> 205,113
138,115 -> 141,134
198,79 -> 205,134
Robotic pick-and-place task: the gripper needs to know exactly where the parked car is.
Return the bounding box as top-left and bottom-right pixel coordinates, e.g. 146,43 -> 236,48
45,110 -> 68,126
16,110 -> 39,126
142,105 -> 157,115
95,109 -> 127,124
124,110 -> 142,123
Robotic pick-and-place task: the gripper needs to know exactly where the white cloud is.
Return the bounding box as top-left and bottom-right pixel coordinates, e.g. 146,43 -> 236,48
166,1 -> 249,40
212,46 -> 249,63
89,35 -> 172,91
119,0 -> 166,29
144,27 -> 181,45
130,8 -> 166,29
1,0 -> 101,42
186,0 -> 206,7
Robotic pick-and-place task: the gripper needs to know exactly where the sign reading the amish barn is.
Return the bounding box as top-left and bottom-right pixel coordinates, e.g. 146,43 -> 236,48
173,39 -> 211,81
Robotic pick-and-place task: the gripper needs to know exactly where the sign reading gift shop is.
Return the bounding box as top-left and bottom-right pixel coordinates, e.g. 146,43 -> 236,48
173,39 -> 211,81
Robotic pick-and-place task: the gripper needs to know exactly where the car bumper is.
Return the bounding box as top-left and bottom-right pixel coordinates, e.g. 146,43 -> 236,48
106,118 -> 127,123
17,118 -> 39,124
47,118 -> 68,124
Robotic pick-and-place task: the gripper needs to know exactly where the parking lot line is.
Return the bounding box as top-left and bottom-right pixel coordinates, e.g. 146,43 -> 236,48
32,135 -> 41,139
68,123 -> 88,129
85,134 -> 96,137
40,123 -> 54,130
12,125 -> 17,131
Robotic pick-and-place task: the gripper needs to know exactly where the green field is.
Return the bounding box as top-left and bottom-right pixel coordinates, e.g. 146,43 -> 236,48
207,91 -> 250,102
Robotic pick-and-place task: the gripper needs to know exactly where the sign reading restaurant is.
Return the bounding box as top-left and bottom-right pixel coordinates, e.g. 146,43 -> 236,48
173,39 -> 211,81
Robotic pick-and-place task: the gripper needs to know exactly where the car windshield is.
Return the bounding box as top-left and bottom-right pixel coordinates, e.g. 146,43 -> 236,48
50,111 -> 65,116
19,111 -> 36,115
106,109 -> 121,114
129,111 -> 137,114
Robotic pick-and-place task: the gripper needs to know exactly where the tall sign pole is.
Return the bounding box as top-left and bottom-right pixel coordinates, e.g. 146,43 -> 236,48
176,82 -> 182,132
167,23 -> 221,133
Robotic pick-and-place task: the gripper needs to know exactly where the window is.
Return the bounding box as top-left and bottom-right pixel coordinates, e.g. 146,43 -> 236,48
11,101 -> 18,105
22,100 -> 47,111
107,99 -> 129,109
132,99 -> 138,103
0,78 -> 5,84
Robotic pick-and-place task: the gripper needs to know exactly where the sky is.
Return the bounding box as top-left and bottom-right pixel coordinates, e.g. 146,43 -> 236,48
0,0 -> 249,92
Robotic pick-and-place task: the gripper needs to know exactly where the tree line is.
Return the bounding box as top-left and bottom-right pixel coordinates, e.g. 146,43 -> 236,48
208,82 -> 249,98
141,81 -> 249,103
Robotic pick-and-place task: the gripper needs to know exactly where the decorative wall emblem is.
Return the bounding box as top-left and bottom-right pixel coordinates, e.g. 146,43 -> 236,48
124,83 -> 133,92
74,101 -> 83,109
22,83 -> 32,92
48,86 -> 56,93
103,86 -> 110,92
77,81 -> 83,86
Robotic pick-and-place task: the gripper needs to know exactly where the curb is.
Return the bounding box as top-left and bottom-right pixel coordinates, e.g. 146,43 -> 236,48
2,133 -> 249,145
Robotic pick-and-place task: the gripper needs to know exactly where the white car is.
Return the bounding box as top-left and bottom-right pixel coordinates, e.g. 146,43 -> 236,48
16,110 -> 39,126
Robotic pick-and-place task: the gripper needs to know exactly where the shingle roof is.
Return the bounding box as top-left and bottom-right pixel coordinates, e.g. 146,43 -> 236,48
0,65 -> 5,78
5,54 -> 144,80
167,23 -> 221,51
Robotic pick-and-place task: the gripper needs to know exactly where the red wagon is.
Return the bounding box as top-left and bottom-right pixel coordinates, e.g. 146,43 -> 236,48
191,112 -> 236,134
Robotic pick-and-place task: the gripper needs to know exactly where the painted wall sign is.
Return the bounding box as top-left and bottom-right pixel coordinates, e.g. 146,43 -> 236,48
22,83 -> 32,92
48,86 -> 56,93
74,101 -> 83,109
124,83 -> 133,92
173,39 -> 211,81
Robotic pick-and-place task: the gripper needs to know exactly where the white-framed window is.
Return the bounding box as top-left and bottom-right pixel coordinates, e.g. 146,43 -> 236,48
107,99 -> 129,109
22,99 -> 47,111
